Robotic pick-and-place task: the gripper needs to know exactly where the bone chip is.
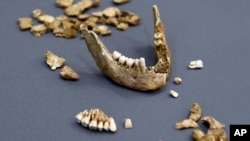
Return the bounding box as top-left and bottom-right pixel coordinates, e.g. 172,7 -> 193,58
189,60 -> 203,69
32,9 -> 44,19
102,7 -> 121,17
56,0 -> 74,8
18,17 -> 33,30
44,50 -> 66,70
176,119 -> 198,129
113,0 -> 130,4
60,65 -> 79,80
75,108 -> 117,132
30,24 -> 47,37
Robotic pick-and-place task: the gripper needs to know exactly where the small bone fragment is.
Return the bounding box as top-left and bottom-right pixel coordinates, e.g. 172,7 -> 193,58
189,60 -> 203,69
175,119 -> 198,129
56,0 -> 74,8
91,11 -> 103,17
62,28 -> 77,38
32,9 -> 44,19
18,17 -> 33,30
38,15 -> 55,24
124,118 -> 132,129
192,116 -> 227,141
118,11 -> 140,25
173,77 -> 182,84
116,22 -> 129,30
170,90 -> 178,98
102,7 -> 121,17
44,50 -> 66,70
64,0 -> 93,16
93,25 -> 112,36
77,14 -> 90,20
113,0 -> 130,4
30,24 -> 47,37
189,103 -> 202,121
75,108 -> 116,132
60,65 -> 79,80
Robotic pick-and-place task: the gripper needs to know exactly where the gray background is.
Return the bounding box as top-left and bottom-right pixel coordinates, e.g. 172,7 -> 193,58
1,0 -> 250,140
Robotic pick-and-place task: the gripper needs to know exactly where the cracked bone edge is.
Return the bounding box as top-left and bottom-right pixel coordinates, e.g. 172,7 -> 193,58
81,5 -> 171,91
192,116 -> 227,141
175,119 -> 198,129
188,60 -> 203,69
124,118 -> 133,129
44,50 -> 66,70
60,65 -> 80,80
170,90 -> 178,98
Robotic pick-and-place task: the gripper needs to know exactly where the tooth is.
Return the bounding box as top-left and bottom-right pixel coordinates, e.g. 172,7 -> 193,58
112,51 -> 121,60
126,58 -> 135,67
103,121 -> 110,131
89,119 -> 98,130
118,55 -> 127,64
139,57 -> 146,68
98,121 -> 104,131
109,117 -> 117,132
81,116 -> 90,127
75,112 -> 83,123
82,5 -> 170,91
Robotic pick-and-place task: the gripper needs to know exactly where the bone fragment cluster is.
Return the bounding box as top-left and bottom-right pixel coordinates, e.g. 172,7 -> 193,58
75,108 -> 117,132
17,0 -> 140,38
192,116 -> 227,141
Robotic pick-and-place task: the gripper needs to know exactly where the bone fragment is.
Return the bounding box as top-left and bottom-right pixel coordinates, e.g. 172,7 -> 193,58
113,0 -> 130,4
30,24 -> 47,37
175,119 -> 198,129
60,65 -> 79,80
44,50 -> 66,70
56,0 -> 74,8
18,17 -> 33,30
189,103 -> 202,121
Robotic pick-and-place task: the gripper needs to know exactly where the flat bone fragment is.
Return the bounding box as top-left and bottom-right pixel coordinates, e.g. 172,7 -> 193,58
18,17 -> 33,30
118,11 -> 140,25
113,0 -> 130,4
56,0 -> 74,8
175,119 -> 198,129
38,15 -> 55,24
30,24 -> 47,37
60,65 -> 79,80
189,103 -> 202,121
189,60 -> 203,69
44,50 -> 66,70
192,116 -> 227,141
102,7 -> 121,17
64,0 -> 93,16
32,9 -> 44,19
81,5 -> 171,91
116,22 -> 129,30
75,108 -> 117,132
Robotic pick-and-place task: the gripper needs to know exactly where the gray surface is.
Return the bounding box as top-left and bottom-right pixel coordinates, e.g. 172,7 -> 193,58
1,0 -> 250,140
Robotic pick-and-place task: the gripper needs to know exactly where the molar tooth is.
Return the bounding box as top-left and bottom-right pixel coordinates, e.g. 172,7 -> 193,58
126,58 -> 135,67
81,116 -> 90,127
98,121 -> 104,131
119,55 -> 127,64
154,32 -> 163,39
112,51 -> 121,60
89,119 -> 98,130
75,112 -> 84,123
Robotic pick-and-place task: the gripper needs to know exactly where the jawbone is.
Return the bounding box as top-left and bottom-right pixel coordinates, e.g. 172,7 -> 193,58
82,5 -> 171,91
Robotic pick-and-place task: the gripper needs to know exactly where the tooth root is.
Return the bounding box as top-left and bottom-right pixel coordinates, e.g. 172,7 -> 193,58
109,117 -> 117,132
119,55 -> 127,64
103,121 -> 110,131
126,58 -> 135,67
112,51 -> 121,60
89,119 -> 98,130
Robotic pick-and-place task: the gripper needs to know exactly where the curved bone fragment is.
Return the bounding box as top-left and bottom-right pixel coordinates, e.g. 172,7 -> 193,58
82,5 -> 171,91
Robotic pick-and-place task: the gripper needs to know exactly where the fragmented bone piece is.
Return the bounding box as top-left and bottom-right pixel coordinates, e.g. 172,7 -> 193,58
75,108 -> 117,132
102,7 -> 121,17
173,77 -> 182,84
44,50 -> 66,70
113,0 -> 130,4
56,0 -> 74,8
93,25 -> 112,36
62,28 -> 77,38
60,65 -> 79,80
32,9 -> 44,19
81,5 -> 170,91
175,119 -> 198,129
188,60 -> 203,69
64,0 -> 94,16
18,17 -> 33,30
189,103 -> 202,121
169,90 -> 178,98
38,14 -> 55,24
192,116 -> 227,141
124,118 -> 133,129
118,11 -> 140,25
116,22 -> 129,30
30,24 -> 47,37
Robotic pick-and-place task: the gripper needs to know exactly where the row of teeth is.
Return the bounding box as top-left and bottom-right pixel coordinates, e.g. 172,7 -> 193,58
75,111 -> 117,132
112,51 -> 146,69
